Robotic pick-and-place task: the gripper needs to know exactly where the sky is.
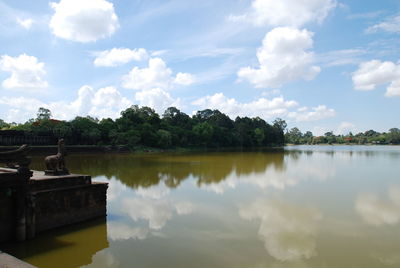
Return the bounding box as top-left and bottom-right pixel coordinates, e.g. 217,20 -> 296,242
0,0 -> 399,135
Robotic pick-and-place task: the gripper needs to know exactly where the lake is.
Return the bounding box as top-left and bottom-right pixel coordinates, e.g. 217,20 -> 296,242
2,145 -> 400,267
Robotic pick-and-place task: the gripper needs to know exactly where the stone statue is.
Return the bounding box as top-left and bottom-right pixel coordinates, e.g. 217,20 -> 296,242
44,139 -> 69,175
0,144 -> 31,174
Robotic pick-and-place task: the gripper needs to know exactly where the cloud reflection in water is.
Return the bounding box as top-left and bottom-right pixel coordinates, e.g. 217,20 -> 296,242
239,199 -> 321,261
201,155 -> 335,194
356,186 -> 400,226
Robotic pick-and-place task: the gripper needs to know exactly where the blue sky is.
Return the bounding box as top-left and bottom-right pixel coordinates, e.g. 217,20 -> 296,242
0,0 -> 399,135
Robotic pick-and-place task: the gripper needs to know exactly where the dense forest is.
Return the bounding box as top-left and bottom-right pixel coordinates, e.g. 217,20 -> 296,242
0,106 -> 285,148
1,106 -> 398,148
285,127 -> 400,145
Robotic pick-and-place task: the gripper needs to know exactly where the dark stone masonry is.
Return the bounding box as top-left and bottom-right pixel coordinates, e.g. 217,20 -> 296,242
0,145 -> 108,243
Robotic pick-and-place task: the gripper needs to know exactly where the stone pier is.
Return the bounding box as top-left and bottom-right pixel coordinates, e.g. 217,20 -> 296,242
28,171 -> 108,235
0,145 -> 108,243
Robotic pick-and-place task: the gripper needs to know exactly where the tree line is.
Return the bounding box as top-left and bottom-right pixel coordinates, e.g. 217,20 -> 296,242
0,106 -> 286,148
285,127 -> 400,145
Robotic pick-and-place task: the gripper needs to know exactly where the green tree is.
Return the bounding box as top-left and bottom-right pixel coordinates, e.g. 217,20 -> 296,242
193,122 -> 214,146
0,119 -> 10,129
388,128 -> 400,144
285,127 -> 303,144
37,107 -> 52,120
273,118 -> 287,132
157,129 -> 172,148
254,128 -> 265,146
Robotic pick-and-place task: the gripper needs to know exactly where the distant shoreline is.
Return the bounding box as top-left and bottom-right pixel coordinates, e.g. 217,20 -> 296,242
1,143 -> 397,156
0,145 -> 285,155
285,143 -> 399,146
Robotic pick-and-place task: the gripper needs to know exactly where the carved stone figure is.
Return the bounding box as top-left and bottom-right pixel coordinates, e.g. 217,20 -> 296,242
44,139 -> 69,175
0,144 -> 31,174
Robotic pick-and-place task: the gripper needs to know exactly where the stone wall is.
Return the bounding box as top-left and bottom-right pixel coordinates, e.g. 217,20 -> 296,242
0,192 -> 15,243
32,182 -> 107,233
0,169 -> 108,243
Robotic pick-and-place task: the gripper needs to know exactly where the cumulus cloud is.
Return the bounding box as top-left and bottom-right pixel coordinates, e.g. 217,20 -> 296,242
192,93 -> 297,119
192,93 -> 334,122
49,0 -> 119,42
0,84 -> 184,123
64,85 -> 132,119
229,0 -> 336,27
366,14 -> 400,34
239,199 -> 321,261
174,72 -> 195,85
336,121 -> 356,135
0,54 -> 48,90
17,18 -> 33,29
352,60 -> 400,97
356,186 -> 400,226
237,27 -> 320,88
288,105 -> 335,122
0,97 -> 46,122
0,85 -> 132,122
122,57 -> 194,90
93,48 -> 148,67
88,86 -> 132,118
135,88 -> 182,115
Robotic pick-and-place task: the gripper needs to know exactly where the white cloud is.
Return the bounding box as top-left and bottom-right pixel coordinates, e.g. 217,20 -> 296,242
312,126 -> 329,136
356,186 -> 400,226
336,121 -> 356,135
192,93 -> 334,122
88,86 -> 132,118
387,80 -> 400,97
0,97 -> 46,122
0,85 -> 132,122
135,88 -> 181,115
192,93 -> 297,120
17,18 -> 33,29
49,0 -> 119,43
174,72 -> 195,85
230,0 -> 336,27
237,27 -> 320,88
93,48 -> 148,67
366,14 -> 400,34
239,199 -> 321,261
0,54 -> 48,90
288,105 -> 336,122
122,57 -> 194,90
352,60 -> 400,97
60,85 -> 132,119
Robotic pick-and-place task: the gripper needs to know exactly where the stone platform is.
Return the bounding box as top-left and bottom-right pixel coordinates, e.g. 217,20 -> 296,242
28,171 -> 108,235
0,168 -> 108,242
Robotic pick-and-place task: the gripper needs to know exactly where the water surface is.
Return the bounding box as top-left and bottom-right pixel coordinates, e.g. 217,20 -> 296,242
3,145 -> 400,267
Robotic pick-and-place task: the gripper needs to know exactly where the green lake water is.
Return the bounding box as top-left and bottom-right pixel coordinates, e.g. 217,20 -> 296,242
2,145 -> 400,267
